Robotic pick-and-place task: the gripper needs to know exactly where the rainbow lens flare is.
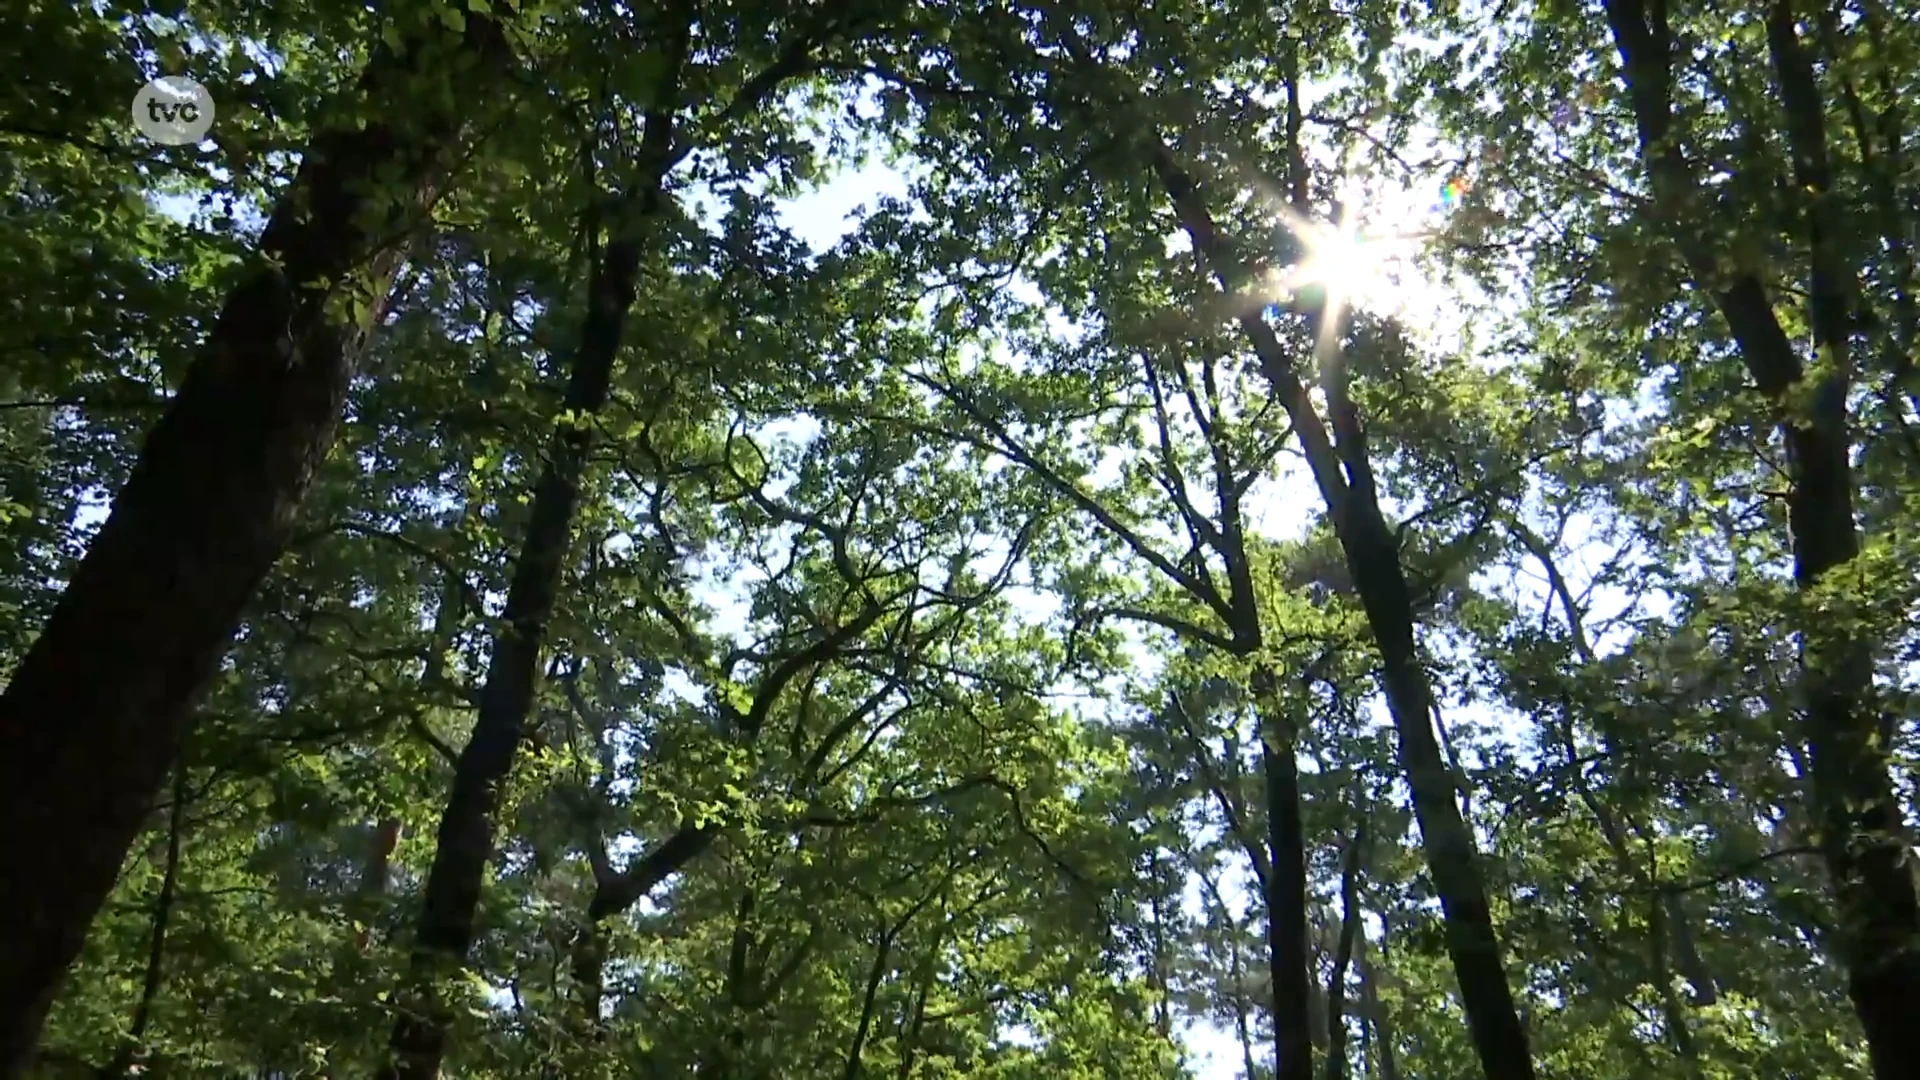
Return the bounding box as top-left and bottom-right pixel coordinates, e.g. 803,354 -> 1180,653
1439,176 -> 1470,208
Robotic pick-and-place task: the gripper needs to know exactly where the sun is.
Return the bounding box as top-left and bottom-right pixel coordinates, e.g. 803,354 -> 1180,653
1235,168 -> 1478,352
1269,207 -> 1423,325
1291,222 -> 1379,302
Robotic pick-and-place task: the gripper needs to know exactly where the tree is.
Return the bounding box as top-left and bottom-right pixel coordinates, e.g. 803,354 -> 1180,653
0,3 -> 517,1068
8,0 -> 1920,1076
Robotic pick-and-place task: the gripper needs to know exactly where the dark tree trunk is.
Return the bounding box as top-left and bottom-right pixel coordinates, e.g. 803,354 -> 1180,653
569,921 -> 606,1040
105,769 -> 188,1079
381,245 -> 643,1076
1359,937 -> 1399,1080
1762,8 -> 1920,1072
843,932 -> 895,1080
1645,887 -> 1698,1064
586,824 -> 716,921
1324,819 -> 1367,1080
378,24 -> 695,1073
1104,71 -> 1532,1077
1256,676 -> 1316,1080
379,75 -> 683,1074
1323,488 -> 1530,1080
1147,850 -> 1173,1040
1664,894 -> 1717,1006
0,9 -> 513,1070
1600,1 -> 1920,1073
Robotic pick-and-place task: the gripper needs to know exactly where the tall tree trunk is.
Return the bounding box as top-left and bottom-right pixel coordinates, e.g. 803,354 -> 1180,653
105,769 -> 188,1079
1256,674 -> 1316,1080
1663,894 -> 1717,1007
1145,147 -> 1532,1080
1035,19 -> 1534,1066
1600,2 -> 1920,1072
1644,887 -> 1699,1067
569,921 -> 606,1041
1323,497 -> 1529,1080
1762,9 -> 1920,1071
1148,850 -> 1174,1041
843,931 -> 895,1080
378,34 -> 687,1073
1358,940 -> 1399,1080
1324,819 -> 1368,1080
0,9 -> 514,1069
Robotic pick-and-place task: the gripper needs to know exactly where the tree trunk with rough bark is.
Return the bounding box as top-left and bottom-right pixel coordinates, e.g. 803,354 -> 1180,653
1075,48 -> 1533,1071
0,9 -> 513,1071
380,98 -> 683,1079
1257,675 -> 1317,1080
379,24 -> 693,1071
1599,1 -> 1920,1072
1324,819 -> 1367,1080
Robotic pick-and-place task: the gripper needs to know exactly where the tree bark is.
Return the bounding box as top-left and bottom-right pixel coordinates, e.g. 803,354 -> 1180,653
1664,894 -> 1717,1006
1256,674 -> 1316,1080
1148,850 -> 1174,1040
1132,126 -> 1534,1079
105,769 -> 188,1079
378,36 -> 686,1071
1031,20 -> 1540,1064
1358,939 -> 1399,1080
1644,886 -> 1699,1065
843,931 -> 895,1080
1324,819 -> 1367,1080
0,9 -> 513,1071
1600,1 -> 1920,1072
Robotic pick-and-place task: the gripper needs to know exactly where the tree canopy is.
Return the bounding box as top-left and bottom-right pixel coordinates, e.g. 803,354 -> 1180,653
2,0 -> 1917,1077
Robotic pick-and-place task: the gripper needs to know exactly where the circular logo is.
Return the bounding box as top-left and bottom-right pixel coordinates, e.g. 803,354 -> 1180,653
132,77 -> 215,145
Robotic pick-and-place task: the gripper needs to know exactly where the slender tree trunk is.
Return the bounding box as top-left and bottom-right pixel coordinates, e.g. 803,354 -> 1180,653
569,921 -> 606,1040
1644,888 -> 1699,1067
894,976 -> 930,1080
1600,2 -> 1920,1072
1329,499 -> 1530,1080
382,238 -> 642,1074
1062,40 -> 1531,1067
380,34 -> 689,1078
843,931 -> 894,1080
1148,850 -> 1174,1040
1358,941 -> 1398,1080
1324,820 -> 1368,1080
105,770 -> 188,1079
1256,674 -> 1316,1080
1663,894 -> 1717,1006
0,12 -> 513,1069
1763,8 -> 1920,1070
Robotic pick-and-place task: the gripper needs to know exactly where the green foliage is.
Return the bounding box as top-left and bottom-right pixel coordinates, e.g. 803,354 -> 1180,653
7,0 -> 1919,1076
